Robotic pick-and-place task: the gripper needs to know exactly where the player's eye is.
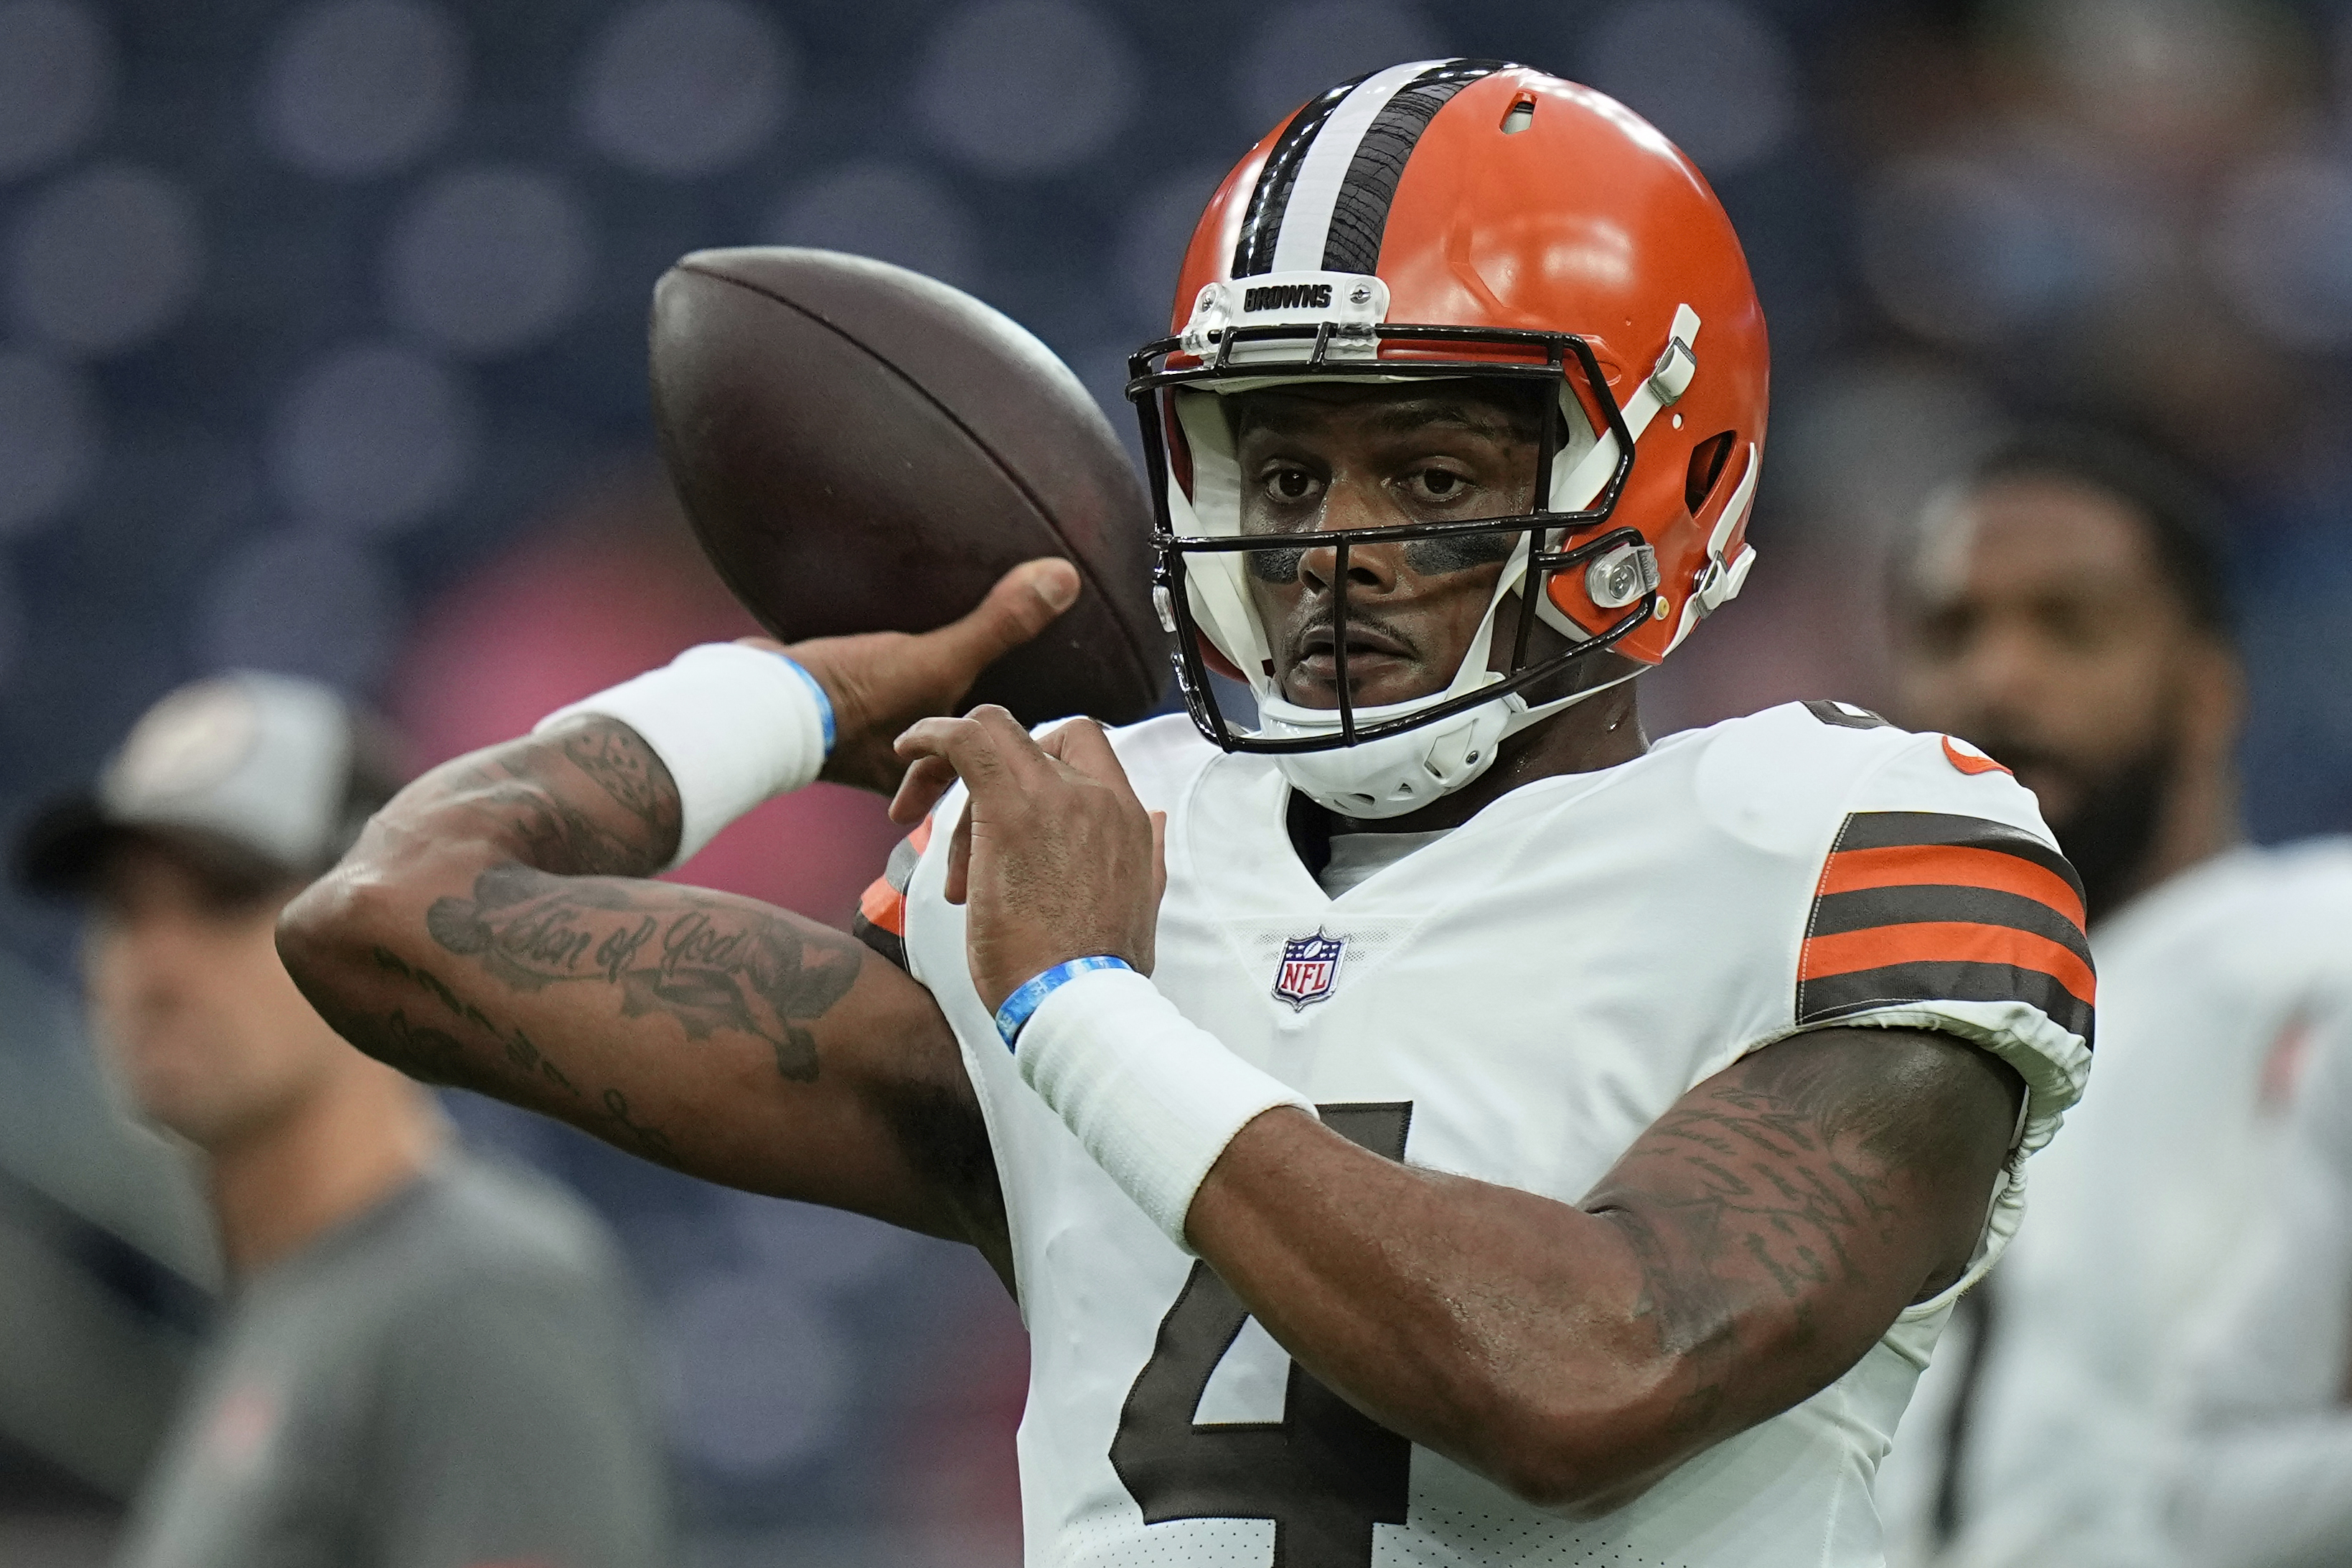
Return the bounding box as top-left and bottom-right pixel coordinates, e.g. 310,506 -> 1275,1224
2037,598 -> 2113,654
1263,466 -> 1320,503
1404,466 -> 1474,502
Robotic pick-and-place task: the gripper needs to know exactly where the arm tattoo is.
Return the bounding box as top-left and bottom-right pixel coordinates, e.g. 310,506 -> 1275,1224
361,945 -> 680,1165
423,864 -> 861,1081
296,715 -> 985,1208
439,718 -> 683,878
451,764 -> 659,878
422,715 -> 863,1079
1584,1030 -> 2010,1437
557,723 -> 682,847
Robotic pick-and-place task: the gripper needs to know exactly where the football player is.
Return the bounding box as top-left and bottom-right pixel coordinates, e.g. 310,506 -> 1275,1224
1872,430 -> 2352,1568
278,64 -> 2091,1567
2169,1003 -> 2352,1567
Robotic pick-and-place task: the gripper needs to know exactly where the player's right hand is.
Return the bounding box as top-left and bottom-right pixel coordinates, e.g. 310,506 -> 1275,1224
744,558 -> 1081,795
889,708 -> 1165,1011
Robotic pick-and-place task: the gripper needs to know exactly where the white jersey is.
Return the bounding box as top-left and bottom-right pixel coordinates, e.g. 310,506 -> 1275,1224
1876,839 -> 2352,1568
877,703 -> 2092,1568
2169,1003 -> 2352,1564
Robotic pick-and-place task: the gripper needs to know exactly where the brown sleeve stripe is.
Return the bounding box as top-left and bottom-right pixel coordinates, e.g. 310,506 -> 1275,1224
851,920 -> 906,971
1802,923 -> 2094,1008
850,816 -> 934,972
1797,810 -> 2095,1046
1800,960 -> 2095,1044
1818,844 -> 2085,932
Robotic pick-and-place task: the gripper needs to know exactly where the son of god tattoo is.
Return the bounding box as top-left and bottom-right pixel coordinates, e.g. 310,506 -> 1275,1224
422,863 -> 861,1082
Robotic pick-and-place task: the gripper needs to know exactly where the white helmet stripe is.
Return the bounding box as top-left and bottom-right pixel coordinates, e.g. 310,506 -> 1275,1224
1268,59 -> 1458,274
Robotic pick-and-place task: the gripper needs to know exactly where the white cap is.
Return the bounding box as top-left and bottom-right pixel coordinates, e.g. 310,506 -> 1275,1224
18,672 -> 396,894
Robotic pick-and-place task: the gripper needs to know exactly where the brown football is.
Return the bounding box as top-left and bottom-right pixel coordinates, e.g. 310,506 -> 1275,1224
647,246 -> 1170,727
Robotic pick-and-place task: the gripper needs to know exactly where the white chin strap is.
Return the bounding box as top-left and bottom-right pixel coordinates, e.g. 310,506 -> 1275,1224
1260,671 -> 1636,820
1253,537 -> 1638,820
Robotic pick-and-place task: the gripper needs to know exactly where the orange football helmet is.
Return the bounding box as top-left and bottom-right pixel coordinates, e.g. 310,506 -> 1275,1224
1128,60 -> 1769,815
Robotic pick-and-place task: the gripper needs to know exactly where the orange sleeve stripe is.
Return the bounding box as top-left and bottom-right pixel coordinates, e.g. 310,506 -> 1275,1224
857,876 -> 906,937
856,816 -> 932,938
1818,844 -> 2086,929
1801,920 -> 2095,1005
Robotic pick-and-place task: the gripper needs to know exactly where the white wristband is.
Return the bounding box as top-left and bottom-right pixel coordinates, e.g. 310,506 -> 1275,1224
1013,965 -> 1316,1249
535,644 -> 833,868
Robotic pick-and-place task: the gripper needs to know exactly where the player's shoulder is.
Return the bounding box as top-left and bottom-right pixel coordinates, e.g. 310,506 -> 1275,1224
1047,710 -> 1224,802
1681,705 -> 2094,1098
1669,699 -> 2058,857
2218,836 -> 2352,911
1093,709 -> 1218,767
2102,835 -> 2352,970
331,1152 -> 650,1396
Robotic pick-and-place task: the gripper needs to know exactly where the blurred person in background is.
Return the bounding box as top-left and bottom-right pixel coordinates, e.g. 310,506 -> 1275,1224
1875,428 -> 2352,1567
15,672 -> 672,1568
2165,1001 -> 2352,1568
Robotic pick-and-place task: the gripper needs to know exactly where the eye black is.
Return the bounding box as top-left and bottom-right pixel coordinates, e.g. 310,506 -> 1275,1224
1404,534 -> 1515,574
1247,546 -> 1306,583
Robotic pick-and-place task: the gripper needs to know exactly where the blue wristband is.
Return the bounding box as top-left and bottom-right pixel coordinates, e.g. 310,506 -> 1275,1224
995,956 -> 1134,1048
774,654 -> 835,754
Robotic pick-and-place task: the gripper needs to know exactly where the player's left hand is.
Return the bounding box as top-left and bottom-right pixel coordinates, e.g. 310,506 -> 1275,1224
734,557 -> 1082,796
890,708 -> 1165,1012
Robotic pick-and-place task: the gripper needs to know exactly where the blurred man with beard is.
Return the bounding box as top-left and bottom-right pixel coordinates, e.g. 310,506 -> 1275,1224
1873,430 -> 2352,1567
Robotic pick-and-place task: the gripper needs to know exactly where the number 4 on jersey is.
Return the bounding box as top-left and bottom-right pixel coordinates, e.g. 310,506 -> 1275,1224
1110,1104 -> 1413,1567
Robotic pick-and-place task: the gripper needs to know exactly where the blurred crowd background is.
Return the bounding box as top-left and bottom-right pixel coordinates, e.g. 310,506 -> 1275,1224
4,0 -> 2351,1562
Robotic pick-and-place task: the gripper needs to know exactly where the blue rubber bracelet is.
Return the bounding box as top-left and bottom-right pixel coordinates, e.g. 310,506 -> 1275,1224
995,956 -> 1133,1048
774,654 -> 836,753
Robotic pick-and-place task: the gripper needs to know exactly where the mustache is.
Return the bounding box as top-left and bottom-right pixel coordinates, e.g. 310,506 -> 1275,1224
1288,602 -> 1420,665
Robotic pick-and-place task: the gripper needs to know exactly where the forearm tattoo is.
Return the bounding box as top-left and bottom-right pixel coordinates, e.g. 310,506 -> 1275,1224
556,722 -> 682,849
358,944 -> 681,1167
423,863 -> 861,1081
403,717 -> 862,1076
339,717 -> 861,1117
435,718 -> 683,879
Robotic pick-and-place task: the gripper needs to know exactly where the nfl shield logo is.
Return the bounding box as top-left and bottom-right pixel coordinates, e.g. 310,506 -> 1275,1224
1272,929 -> 1346,1012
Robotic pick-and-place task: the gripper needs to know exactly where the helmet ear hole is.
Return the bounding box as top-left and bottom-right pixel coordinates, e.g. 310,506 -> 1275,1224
1685,431 -> 1737,515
